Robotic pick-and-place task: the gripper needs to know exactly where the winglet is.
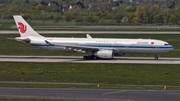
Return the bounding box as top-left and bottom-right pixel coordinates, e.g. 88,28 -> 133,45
86,34 -> 92,38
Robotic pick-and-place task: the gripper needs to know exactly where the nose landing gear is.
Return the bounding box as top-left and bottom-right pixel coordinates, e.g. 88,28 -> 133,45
154,54 -> 158,60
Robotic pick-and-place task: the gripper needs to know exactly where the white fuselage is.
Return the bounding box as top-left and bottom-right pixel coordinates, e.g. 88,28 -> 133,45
13,15 -> 174,59
28,36 -> 173,55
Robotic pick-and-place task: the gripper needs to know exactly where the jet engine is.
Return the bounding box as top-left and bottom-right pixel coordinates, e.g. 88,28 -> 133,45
94,50 -> 114,59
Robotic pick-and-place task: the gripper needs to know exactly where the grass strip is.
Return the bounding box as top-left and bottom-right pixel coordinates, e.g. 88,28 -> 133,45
0,83 -> 179,90
0,62 -> 180,86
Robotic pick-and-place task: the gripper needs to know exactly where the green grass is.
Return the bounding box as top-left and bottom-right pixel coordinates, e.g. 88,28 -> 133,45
0,34 -> 179,57
0,83 -> 179,90
0,62 -> 180,86
0,33 -> 180,90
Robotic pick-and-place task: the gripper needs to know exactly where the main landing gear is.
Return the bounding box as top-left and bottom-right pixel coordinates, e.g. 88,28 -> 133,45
83,55 -> 98,60
154,54 -> 158,60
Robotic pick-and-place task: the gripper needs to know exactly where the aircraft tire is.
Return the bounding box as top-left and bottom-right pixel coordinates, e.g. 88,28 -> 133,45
83,56 -> 88,60
154,54 -> 158,60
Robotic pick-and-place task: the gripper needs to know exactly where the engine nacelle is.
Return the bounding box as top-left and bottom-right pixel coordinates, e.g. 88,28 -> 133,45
94,50 -> 114,59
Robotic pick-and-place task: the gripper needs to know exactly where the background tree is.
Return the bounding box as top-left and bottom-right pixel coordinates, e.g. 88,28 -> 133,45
1,11 -> 12,19
163,8 -> 173,24
124,5 -> 136,23
174,3 -> 180,20
84,15 -> 100,22
63,9 -> 77,22
0,0 -> 179,25
35,4 -> 44,11
149,4 -> 162,24
112,6 -> 126,22
167,14 -> 178,24
133,4 -> 150,24
153,14 -> 164,24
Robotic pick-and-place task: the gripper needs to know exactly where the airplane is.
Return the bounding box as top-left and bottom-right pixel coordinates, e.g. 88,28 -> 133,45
13,15 -> 173,60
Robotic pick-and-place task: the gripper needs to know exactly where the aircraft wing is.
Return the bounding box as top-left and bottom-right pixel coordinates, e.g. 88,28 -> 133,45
61,44 -> 119,52
62,44 -> 99,51
45,40 -> 117,51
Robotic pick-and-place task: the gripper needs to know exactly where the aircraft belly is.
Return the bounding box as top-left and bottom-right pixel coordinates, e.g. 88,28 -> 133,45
153,48 -> 172,53
120,48 -> 154,54
120,48 -> 171,54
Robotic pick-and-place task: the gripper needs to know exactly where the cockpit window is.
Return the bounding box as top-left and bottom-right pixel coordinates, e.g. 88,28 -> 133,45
164,44 -> 169,45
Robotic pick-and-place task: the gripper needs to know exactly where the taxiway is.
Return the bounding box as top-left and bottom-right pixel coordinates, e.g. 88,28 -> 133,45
0,87 -> 180,101
0,55 -> 180,64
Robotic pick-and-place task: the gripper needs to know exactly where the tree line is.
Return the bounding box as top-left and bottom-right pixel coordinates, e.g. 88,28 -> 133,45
0,0 -> 180,25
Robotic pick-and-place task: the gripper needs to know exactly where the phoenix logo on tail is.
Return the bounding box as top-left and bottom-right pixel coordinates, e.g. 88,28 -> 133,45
18,22 -> 26,34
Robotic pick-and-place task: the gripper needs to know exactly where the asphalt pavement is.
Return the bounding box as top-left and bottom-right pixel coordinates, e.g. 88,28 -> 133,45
0,87 -> 180,101
0,55 -> 180,64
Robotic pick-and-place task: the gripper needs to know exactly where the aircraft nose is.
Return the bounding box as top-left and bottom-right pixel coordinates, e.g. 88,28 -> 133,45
169,45 -> 174,50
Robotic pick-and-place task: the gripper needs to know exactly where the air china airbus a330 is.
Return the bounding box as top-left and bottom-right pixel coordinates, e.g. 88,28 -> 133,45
13,15 -> 173,60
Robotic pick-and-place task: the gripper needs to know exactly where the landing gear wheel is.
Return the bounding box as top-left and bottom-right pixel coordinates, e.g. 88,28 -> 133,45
83,55 -> 96,60
154,57 -> 158,60
154,54 -> 158,60
83,56 -> 88,60
95,57 -> 99,60
90,55 -> 95,60
88,56 -> 92,60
